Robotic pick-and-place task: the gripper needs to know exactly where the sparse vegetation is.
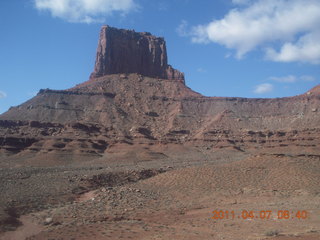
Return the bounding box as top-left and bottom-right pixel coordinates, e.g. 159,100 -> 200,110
265,229 -> 280,237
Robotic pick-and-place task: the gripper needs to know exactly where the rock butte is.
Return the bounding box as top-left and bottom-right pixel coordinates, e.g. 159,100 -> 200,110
90,25 -> 184,82
0,26 -> 319,162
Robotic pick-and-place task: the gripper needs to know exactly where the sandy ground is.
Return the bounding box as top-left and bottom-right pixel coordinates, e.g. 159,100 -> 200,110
1,154 -> 319,240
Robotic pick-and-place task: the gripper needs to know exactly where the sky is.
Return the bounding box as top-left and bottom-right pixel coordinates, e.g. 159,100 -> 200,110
0,0 -> 319,114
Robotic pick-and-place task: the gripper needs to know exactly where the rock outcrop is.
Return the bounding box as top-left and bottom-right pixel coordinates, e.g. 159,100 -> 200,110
90,25 -> 185,82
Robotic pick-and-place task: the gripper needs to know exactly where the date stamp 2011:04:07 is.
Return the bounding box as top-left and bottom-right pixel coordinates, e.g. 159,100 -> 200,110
211,210 -> 309,220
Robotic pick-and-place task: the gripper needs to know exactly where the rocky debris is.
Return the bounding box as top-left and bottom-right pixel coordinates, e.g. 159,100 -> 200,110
0,166 -> 168,233
90,25 -> 185,82
44,217 -> 52,225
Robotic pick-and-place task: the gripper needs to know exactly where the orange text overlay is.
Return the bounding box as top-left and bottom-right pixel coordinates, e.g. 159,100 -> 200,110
211,210 -> 309,220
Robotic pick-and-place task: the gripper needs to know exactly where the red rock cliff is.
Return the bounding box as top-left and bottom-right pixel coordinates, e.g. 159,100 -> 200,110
90,25 -> 185,82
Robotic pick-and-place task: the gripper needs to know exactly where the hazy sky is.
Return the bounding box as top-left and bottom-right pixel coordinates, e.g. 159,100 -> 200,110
0,0 -> 319,113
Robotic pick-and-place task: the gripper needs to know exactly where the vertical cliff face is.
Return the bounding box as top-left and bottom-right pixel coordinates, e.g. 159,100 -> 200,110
90,25 -> 185,82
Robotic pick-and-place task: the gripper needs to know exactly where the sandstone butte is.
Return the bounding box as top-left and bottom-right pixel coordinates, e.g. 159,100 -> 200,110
0,25 -> 319,164
91,25 -> 185,81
